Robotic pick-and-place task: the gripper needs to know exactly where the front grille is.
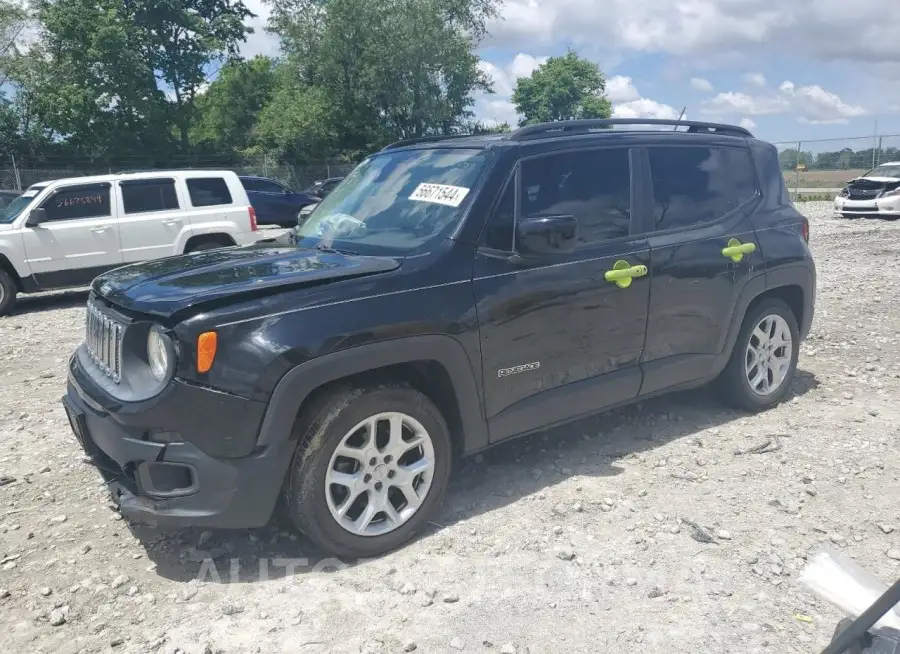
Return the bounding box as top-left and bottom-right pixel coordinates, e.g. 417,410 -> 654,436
85,301 -> 124,383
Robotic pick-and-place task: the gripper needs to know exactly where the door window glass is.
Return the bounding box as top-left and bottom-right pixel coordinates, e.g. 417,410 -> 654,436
40,184 -> 111,221
519,149 -> 631,245
121,179 -> 179,214
649,146 -> 758,230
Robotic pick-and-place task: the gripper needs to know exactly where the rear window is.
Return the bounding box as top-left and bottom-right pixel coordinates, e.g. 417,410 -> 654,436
121,179 -> 179,214
186,178 -> 233,207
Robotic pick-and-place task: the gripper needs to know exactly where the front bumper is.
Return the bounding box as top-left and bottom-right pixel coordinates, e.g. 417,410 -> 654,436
63,353 -> 295,529
834,196 -> 900,217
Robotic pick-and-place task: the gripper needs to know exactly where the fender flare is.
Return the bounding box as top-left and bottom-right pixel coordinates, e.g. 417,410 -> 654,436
255,334 -> 489,453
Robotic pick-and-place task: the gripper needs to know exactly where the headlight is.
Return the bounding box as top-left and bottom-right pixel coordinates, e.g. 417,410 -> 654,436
839,187 -> 849,197
881,187 -> 900,198
147,326 -> 174,382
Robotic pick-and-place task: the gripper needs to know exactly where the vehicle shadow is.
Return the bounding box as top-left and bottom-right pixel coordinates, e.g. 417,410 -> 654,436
138,369 -> 820,584
12,289 -> 89,314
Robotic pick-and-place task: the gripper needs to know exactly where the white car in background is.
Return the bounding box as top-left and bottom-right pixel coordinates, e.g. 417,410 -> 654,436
0,170 -> 260,315
834,162 -> 900,219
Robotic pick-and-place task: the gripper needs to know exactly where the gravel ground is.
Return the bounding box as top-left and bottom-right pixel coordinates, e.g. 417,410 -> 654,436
1,202 -> 898,654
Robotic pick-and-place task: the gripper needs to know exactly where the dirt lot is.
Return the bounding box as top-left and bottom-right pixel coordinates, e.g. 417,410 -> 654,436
1,202 -> 899,654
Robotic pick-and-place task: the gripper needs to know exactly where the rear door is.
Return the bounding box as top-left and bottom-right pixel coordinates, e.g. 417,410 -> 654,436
117,177 -> 187,262
473,146 -> 652,442
638,143 -> 763,395
253,178 -> 298,223
20,182 -> 123,287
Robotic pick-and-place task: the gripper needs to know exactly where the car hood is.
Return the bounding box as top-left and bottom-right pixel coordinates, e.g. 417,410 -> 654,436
848,176 -> 900,187
92,243 -> 400,319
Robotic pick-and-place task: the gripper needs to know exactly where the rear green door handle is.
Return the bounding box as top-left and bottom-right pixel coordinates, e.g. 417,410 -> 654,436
605,260 -> 648,289
721,238 -> 757,263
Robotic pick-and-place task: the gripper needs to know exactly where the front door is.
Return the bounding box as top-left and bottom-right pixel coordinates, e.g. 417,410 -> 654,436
473,146 -> 651,442
20,182 -> 123,287
638,144 -> 764,395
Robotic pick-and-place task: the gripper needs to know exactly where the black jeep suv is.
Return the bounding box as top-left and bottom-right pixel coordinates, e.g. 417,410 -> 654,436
63,119 -> 815,557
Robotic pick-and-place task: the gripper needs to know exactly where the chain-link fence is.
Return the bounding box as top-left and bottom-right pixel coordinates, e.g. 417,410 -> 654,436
773,134 -> 900,199
0,155 -> 358,192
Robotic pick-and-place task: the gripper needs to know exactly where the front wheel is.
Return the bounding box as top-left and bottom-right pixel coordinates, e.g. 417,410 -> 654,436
720,298 -> 800,412
0,269 -> 17,317
284,383 -> 452,558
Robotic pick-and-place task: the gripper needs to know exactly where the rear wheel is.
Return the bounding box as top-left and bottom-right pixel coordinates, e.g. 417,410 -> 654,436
284,383 -> 452,557
720,298 -> 800,412
0,269 -> 17,317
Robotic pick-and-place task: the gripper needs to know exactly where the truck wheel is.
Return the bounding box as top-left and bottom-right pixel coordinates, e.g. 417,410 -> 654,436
284,383 -> 452,558
720,298 -> 800,412
0,269 -> 17,317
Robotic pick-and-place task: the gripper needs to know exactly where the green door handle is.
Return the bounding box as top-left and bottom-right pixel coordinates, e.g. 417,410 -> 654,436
604,260 -> 648,289
721,238 -> 757,263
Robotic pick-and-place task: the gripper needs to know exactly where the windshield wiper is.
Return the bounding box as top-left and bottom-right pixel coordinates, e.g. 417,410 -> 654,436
315,242 -> 359,256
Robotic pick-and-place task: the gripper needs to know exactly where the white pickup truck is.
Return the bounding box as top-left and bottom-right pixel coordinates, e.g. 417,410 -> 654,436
0,170 -> 260,315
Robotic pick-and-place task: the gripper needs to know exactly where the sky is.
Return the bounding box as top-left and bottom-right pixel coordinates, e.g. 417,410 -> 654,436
242,0 -> 900,149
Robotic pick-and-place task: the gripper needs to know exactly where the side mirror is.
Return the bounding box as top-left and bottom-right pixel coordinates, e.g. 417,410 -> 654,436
26,208 -> 48,227
515,215 -> 578,256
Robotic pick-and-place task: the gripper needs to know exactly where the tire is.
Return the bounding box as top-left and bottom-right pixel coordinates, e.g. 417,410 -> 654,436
0,269 -> 17,317
719,298 -> 800,412
284,383 -> 452,558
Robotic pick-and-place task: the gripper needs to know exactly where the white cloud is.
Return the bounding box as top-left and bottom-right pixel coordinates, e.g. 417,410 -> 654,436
510,53 -> 548,80
606,75 -> 641,103
240,0 -> 281,58
690,77 -> 714,93
485,0 -> 900,68
744,72 -> 767,87
613,98 -> 681,120
702,81 -> 866,124
478,53 -> 548,99
739,118 -> 757,130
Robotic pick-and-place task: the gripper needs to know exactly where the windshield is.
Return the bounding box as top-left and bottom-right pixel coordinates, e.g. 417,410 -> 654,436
0,186 -> 45,224
294,148 -> 488,255
864,165 -> 900,179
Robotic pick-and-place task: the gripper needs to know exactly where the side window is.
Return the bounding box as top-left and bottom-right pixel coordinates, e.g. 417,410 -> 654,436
187,178 -> 233,207
121,179 -> 179,214
240,178 -> 260,192
40,184 -> 111,221
649,146 -> 758,231
257,180 -> 286,193
520,149 -> 631,245
480,178 -> 515,251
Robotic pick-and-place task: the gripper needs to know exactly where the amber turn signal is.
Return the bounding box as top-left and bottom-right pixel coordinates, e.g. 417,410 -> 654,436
197,331 -> 218,373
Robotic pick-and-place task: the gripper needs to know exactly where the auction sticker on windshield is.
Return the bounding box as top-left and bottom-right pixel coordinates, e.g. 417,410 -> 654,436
409,183 -> 470,207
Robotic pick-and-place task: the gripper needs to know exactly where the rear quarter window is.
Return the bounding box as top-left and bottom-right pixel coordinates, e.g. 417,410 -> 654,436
186,177 -> 233,207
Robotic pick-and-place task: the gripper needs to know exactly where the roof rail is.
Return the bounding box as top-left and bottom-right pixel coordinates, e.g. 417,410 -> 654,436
380,133 -> 484,151
508,118 -> 752,141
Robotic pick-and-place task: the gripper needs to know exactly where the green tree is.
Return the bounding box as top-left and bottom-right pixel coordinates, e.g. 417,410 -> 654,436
511,50 -> 612,126
31,0 -> 252,160
191,56 -> 277,156
267,0 -> 499,159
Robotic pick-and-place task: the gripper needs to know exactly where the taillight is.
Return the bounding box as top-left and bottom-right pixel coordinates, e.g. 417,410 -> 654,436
801,218 -> 809,243
248,206 -> 258,231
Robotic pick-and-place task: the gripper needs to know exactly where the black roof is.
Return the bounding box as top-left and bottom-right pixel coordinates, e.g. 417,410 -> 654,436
381,118 -> 753,152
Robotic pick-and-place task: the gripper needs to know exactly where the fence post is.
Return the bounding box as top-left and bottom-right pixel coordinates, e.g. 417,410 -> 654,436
876,136 -> 883,167
263,153 -> 269,178
326,162 -> 331,178
11,155 -> 21,190
794,141 -> 802,197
